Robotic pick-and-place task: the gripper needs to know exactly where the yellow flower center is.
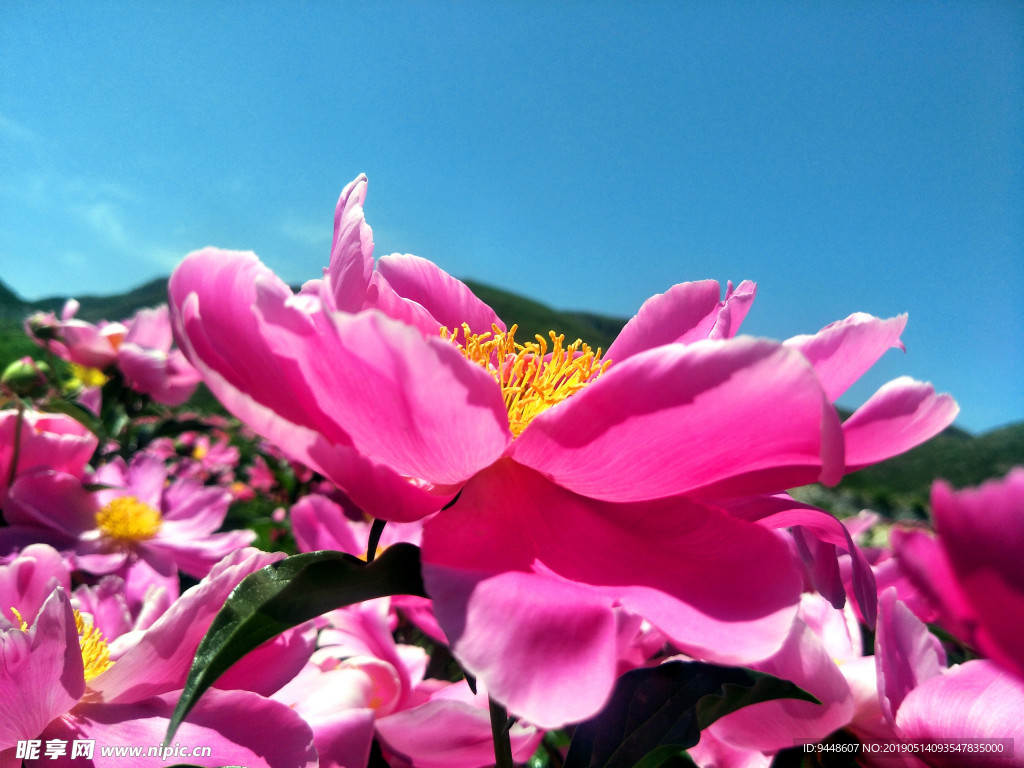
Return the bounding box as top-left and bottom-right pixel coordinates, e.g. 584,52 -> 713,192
95,496 -> 163,541
75,610 -> 113,681
442,323 -> 610,436
68,363 -> 109,389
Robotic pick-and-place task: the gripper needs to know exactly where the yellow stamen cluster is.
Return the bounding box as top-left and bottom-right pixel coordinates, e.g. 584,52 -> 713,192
68,363 -> 109,389
75,611 -> 113,681
442,323 -> 611,436
95,496 -> 163,542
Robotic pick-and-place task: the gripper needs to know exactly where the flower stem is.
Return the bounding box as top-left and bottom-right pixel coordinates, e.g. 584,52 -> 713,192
489,697 -> 515,768
366,518 -> 387,563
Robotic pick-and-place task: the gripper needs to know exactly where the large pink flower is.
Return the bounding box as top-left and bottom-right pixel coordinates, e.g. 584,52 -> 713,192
168,175 -> 957,726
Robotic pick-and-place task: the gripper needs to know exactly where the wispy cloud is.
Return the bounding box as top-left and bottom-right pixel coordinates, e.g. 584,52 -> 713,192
279,216 -> 333,249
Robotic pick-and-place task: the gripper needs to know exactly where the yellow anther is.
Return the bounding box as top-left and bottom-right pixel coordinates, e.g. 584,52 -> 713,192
95,496 -> 163,542
75,611 -> 113,681
442,323 -> 610,436
68,363 -> 109,389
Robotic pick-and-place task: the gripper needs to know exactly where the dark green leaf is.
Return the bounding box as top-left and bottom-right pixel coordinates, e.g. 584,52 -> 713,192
166,543 -> 427,745
563,661 -> 819,768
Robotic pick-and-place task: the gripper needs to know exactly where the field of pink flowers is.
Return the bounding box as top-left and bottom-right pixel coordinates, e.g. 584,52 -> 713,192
1,175 -> 1021,768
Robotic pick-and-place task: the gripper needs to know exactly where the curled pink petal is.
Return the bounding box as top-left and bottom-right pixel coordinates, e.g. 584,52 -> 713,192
842,377 -> 958,471
784,312 -> 907,402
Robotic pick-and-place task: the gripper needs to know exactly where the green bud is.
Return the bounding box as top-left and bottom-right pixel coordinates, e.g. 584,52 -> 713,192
1,357 -> 51,398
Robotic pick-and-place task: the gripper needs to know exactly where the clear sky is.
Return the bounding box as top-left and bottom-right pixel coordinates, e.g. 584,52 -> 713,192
1,2 -> 1021,434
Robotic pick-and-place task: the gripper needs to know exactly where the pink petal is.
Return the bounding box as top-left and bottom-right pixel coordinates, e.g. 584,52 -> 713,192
702,605 -> 857,752
47,688 -> 317,768
894,660 -> 1024,764
90,548 -> 283,703
295,309 -> 510,484
375,252 -> 505,336
931,469 -> 1024,679
605,280 -> 753,362
874,587 -> 945,727
290,494 -> 364,555
890,527 -> 977,643
422,460 -> 803,726
327,173 -> 375,313
784,313 -> 907,402
5,471 -> 98,537
842,377 -> 958,471
170,248 -> 454,521
510,337 -> 844,501
375,689 -> 540,768
0,543 -> 71,626
0,588 -> 84,748
424,565 -> 620,727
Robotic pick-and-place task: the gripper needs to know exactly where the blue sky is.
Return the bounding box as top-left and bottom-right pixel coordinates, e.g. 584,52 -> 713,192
1,2 -> 1021,434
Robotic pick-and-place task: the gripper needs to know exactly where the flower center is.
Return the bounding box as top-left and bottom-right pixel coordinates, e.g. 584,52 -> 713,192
68,363 -> 109,389
95,496 -> 163,541
75,610 -> 113,681
442,323 -> 610,436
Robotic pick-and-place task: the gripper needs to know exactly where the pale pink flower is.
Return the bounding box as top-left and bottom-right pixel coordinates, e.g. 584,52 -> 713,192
26,300 -> 128,371
874,588 -> 1024,767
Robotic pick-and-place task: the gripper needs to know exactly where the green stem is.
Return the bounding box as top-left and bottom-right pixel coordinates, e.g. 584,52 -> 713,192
366,518 -> 387,563
489,697 -> 515,768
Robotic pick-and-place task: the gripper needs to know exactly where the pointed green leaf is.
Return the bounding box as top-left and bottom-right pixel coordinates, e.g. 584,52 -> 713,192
166,543 -> 426,745
563,661 -> 820,768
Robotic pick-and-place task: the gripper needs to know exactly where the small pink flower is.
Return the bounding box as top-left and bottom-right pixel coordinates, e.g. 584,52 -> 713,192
0,407 -> 97,504
117,304 -> 202,405
2,453 -> 253,609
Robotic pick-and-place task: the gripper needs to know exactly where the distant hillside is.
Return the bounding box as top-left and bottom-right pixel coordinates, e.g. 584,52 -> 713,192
463,280 -> 625,351
3,277 -> 170,323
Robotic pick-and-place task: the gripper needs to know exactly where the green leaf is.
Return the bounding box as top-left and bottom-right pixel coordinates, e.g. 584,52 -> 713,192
165,543 -> 427,745
563,661 -> 820,768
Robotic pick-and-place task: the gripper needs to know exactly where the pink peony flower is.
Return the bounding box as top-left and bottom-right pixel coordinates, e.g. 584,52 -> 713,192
25,300 -> 128,371
117,304 -> 202,406
873,588 -> 1024,767
2,452 -> 254,609
0,408 -> 97,504
167,174 -> 957,726
893,467 -> 1024,682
